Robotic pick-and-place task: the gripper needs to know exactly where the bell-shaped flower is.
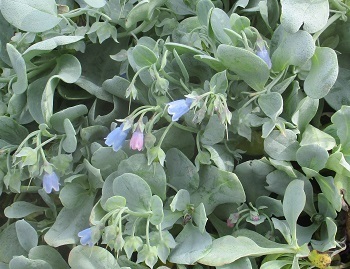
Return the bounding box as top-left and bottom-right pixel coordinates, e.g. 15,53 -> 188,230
130,127 -> 144,151
105,123 -> 131,152
255,38 -> 272,69
78,228 -> 94,247
167,98 -> 193,121
43,171 -> 60,194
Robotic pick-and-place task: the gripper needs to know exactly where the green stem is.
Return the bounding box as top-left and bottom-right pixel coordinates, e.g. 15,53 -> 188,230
118,21 -> 150,38
61,8 -> 111,21
19,186 -> 41,193
157,122 -> 174,147
146,218 -> 151,246
265,70 -> 286,92
163,114 -> 198,133
34,135 -> 57,151
14,130 -> 40,155
131,106 -> 160,121
160,70 -> 183,87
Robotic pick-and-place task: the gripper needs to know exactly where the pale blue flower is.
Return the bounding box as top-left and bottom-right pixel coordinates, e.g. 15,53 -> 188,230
256,47 -> 272,69
105,123 -> 131,152
78,228 -> 94,247
167,98 -> 194,121
43,172 -> 60,194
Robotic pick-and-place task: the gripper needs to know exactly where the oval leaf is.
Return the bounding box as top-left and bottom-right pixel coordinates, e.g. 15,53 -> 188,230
68,245 -> 118,269
217,44 -> 270,91
304,47 -> 338,99
113,173 -> 152,212
132,44 -> 158,67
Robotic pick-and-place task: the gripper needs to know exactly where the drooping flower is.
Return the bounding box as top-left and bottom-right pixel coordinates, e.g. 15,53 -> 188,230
42,171 -> 60,194
167,98 -> 194,121
130,127 -> 144,151
78,228 -> 94,247
255,38 -> 272,69
105,123 -> 131,152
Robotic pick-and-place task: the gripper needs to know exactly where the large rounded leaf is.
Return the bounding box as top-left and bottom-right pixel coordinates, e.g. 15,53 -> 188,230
271,29 -> 315,71
113,173 -> 152,212
0,0 -> 61,33
304,47 -> 338,99
280,0 -> 329,33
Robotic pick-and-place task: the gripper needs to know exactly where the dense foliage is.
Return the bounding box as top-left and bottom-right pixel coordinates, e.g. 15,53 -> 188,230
0,0 -> 350,268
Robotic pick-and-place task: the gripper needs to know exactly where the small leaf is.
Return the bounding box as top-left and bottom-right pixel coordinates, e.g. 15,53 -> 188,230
291,96 -> 319,133
42,55 -> 82,124
62,119 -> 77,153
201,115 -> 225,145
264,130 -> 299,161
132,44 -> 158,67
193,203 -> 207,233
258,92 -> 283,120
300,125 -> 336,150
210,8 -> 231,44
296,145 -> 329,172
4,202 -> 46,219
150,195 -> 164,225
283,180 -> 306,244
9,256 -> 52,269
331,106 -> 350,154
169,223 -> 212,265
6,44 -> 27,94
170,189 -> 191,212
15,220 -> 38,252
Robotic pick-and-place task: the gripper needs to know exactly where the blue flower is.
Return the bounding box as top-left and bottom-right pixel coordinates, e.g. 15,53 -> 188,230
43,172 -> 60,194
78,228 -> 94,247
256,47 -> 272,69
167,98 -> 194,121
105,123 -> 131,152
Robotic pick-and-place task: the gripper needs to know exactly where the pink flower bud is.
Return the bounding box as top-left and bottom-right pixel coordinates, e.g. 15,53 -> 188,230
130,128 -> 144,151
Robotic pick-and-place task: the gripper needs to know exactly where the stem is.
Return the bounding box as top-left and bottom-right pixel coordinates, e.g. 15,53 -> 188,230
14,130 -> 40,155
61,8 -> 111,21
34,135 -> 57,151
241,94 -> 259,109
265,70 -> 286,92
234,212 -> 250,231
19,186 -> 41,193
157,122 -> 174,147
146,218 -> 150,246
159,70 -> 182,87
118,21 -> 150,38
131,106 -> 160,121
313,13 -> 342,41
163,115 -> 198,133
131,217 -> 140,236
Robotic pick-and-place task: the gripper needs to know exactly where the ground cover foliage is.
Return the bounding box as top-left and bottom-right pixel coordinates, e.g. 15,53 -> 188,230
1,0 -> 350,268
